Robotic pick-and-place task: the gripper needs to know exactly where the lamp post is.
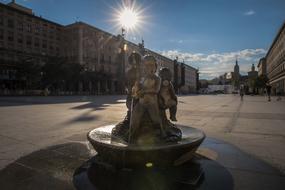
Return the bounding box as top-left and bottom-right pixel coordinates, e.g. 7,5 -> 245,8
118,27 -> 127,94
116,5 -> 140,93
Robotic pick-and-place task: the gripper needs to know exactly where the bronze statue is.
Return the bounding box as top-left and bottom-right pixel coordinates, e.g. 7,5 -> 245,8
129,55 -> 166,142
112,53 -> 181,144
159,67 -> 178,121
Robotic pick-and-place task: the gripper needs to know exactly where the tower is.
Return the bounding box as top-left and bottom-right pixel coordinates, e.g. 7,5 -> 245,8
233,58 -> 240,88
234,58 -> 239,75
251,64 -> 255,71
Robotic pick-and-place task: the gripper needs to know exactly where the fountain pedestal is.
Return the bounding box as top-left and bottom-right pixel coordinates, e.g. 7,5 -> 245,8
87,125 -> 205,168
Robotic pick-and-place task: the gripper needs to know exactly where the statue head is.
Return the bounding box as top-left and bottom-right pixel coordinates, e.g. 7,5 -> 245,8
159,67 -> 172,81
143,55 -> 157,75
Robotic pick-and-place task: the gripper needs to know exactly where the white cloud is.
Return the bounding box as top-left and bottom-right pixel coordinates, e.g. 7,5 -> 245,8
161,48 -> 267,79
244,10 -> 255,16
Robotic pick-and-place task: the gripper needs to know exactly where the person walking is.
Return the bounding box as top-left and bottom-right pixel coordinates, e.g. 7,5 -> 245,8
240,85 -> 244,101
276,84 -> 282,101
266,83 -> 272,102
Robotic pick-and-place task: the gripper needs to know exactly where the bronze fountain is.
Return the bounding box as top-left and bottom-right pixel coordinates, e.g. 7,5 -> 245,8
74,52 -> 206,189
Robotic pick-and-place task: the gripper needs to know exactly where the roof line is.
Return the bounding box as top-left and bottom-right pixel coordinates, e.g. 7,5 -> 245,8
265,21 -> 285,58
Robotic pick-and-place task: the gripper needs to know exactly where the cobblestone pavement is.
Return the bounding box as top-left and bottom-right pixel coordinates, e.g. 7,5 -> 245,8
0,95 -> 284,189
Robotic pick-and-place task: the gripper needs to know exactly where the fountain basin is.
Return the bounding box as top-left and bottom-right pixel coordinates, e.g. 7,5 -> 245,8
87,125 -> 205,168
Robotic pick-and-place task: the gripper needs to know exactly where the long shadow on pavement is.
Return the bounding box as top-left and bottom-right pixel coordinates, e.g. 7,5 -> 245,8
0,95 -> 126,107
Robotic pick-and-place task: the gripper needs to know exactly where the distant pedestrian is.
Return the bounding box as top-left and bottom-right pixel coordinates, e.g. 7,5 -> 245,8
240,85 -> 244,101
276,84 -> 282,101
263,88 -> 266,96
266,83 -> 272,102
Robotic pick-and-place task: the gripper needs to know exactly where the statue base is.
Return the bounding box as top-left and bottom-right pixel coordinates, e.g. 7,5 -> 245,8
87,125 -> 205,168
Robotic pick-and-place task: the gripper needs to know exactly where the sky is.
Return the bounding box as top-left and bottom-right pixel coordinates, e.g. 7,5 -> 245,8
1,0 -> 285,79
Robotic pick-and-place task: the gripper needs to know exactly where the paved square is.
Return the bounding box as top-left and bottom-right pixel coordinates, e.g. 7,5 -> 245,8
0,95 -> 284,189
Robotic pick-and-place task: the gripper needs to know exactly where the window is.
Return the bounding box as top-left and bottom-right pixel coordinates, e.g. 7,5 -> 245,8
42,40 -> 47,49
42,24 -> 47,37
7,19 -> 14,28
26,23 -> 32,32
100,53 -> 104,62
35,24 -> 40,35
17,21 -> 24,31
0,29 -> 3,40
26,36 -> 32,46
34,38 -> 40,47
0,16 -> 3,25
49,44 -> 54,50
7,32 -> 14,42
17,34 -> 23,44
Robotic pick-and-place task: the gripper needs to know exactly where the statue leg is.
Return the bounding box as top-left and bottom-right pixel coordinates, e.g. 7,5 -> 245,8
129,103 -> 145,143
169,105 -> 177,121
148,104 -> 167,138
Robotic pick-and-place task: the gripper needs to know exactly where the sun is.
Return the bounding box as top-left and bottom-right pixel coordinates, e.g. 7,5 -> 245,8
119,8 -> 139,30
109,1 -> 149,36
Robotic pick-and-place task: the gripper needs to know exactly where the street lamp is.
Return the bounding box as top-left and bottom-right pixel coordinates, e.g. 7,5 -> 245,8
115,3 -> 142,93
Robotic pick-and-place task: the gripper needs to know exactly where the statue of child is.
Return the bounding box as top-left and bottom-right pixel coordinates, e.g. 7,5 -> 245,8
129,55 -> 166,142
158,67 -> 178,121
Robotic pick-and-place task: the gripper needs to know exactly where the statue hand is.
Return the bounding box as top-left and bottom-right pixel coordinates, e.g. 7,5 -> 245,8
136,90 -> 144,98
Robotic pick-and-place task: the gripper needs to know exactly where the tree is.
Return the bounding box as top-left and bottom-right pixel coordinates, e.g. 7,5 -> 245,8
17,59 -> 42,89
255,74 -> 268,89
42,58 -> 83,92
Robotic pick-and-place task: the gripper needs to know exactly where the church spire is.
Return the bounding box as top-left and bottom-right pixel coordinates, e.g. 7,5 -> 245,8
234,56 -> 240,75
251,64 -> 255,71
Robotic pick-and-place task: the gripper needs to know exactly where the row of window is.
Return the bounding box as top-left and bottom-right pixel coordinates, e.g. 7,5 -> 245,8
0,17 -> 61,40
269,62 -> 285,79
82,55 -> 113,64
268,32 -> 285,61
268,48 -> 285,73
0,29 -> 60,50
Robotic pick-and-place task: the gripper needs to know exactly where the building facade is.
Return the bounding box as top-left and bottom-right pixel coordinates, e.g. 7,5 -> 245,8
0,1 -> 198,95
247,64 -> 258,93
257,57 -> 266,76
180,63 -> 198,93
62,22 -> 124,94
0,1 -> 62,91
265,22 -> 285,95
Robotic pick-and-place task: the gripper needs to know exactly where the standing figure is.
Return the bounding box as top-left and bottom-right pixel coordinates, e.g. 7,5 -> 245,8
239,85 -> 244,101
111,52 -> 141,141
129,55 -> 165,142
276,83 -> 282,101
266,83 -> 272,102
158,67 -> 178,121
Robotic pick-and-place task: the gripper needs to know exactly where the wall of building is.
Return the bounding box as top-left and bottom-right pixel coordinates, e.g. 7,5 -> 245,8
257,58 -> 266,76
0,1 -> 198,95
0,2 -> 63,91
265,22 -> 285,95
180,63 -> 197,93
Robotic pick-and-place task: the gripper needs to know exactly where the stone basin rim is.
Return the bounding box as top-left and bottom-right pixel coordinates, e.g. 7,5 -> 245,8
87,125 -> 206,151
